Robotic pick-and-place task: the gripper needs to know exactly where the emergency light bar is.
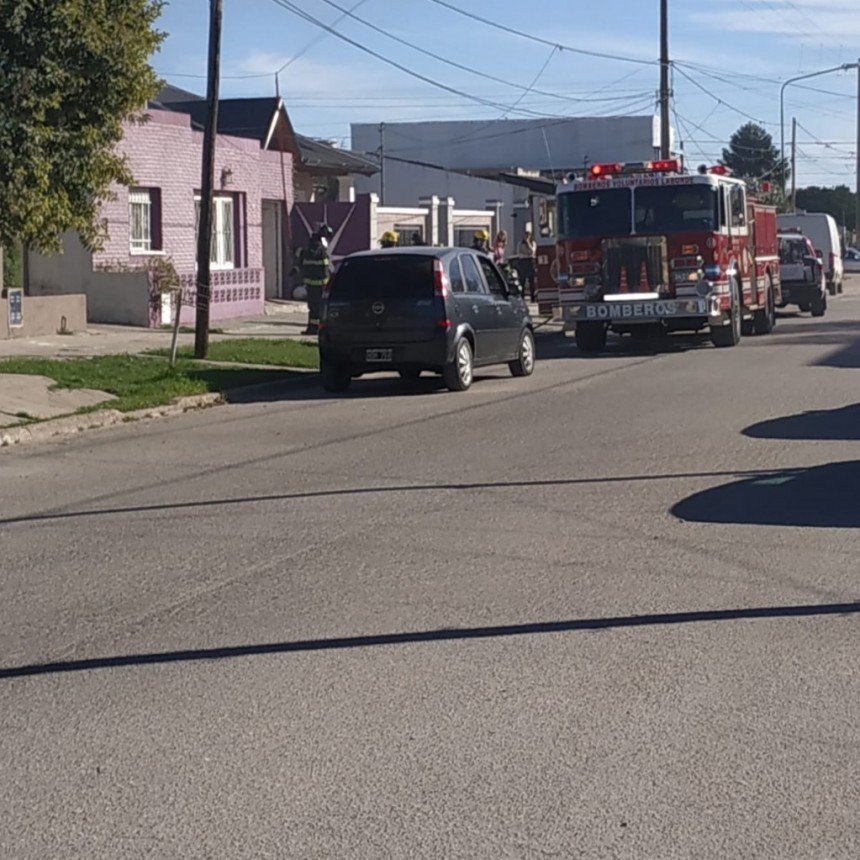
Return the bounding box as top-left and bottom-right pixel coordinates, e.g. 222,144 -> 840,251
589,159 -> 682,178
697,164 -> 733,176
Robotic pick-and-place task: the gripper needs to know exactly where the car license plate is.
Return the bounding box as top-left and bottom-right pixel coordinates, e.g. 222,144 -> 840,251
366,348 -> 393,362
570,299 -> 706,321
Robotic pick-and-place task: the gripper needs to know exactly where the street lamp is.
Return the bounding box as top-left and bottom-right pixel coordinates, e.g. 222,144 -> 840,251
779,63 -> 857,196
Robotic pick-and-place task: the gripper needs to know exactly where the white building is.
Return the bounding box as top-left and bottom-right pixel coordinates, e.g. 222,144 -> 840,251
351,116 -> 676,176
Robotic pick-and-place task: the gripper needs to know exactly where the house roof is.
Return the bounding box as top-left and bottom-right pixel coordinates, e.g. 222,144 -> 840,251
294,134 -> 379,177
151,84 -> 203,107
152,86 -> 378,176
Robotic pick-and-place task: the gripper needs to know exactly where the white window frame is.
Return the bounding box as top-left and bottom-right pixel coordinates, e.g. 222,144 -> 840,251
195,195 -> 236,270
129,189 -> 153,254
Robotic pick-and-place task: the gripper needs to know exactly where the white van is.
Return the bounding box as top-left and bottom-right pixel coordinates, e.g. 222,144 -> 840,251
777,213 -> 844,295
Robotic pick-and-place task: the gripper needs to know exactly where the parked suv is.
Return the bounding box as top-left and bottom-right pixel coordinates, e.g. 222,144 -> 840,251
778,232 -> 827,316
318,247 -> 535,392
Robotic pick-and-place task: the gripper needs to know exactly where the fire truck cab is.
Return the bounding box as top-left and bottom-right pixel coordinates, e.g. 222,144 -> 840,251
546,160 -> 780,353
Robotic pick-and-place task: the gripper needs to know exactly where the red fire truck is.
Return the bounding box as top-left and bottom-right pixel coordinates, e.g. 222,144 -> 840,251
536,160 -> 781,353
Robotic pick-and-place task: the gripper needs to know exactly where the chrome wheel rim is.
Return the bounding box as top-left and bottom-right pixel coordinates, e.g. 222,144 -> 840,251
458,342 -> 472,386
522,332 -> 535,372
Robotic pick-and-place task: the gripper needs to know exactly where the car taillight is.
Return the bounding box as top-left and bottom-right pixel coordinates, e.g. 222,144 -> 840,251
436,319 -> 452,329
433,258 -> 450,298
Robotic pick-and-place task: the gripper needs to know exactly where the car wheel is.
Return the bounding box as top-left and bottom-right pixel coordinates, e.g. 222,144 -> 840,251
798,302 -> 811,313
320,359 -> 352,393
811,293 -> 827,317
509,328 -> 535,377
444,337 -> 473,391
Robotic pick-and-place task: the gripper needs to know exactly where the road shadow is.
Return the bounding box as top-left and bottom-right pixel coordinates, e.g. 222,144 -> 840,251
3,599 -> 858,679
672,461 -> 860,528
536,329 -> 710,362
0,468 -> 784,527
743,317 -> 860,364
745,404 -> 860,441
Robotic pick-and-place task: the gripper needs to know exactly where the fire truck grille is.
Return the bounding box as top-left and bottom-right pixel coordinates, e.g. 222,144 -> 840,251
603,238 -> 668,294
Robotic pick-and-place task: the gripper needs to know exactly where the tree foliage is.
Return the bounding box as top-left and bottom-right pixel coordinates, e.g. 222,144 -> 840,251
795,185 -> 858,232
0,0 -> 165,252
722,122 -> 789,184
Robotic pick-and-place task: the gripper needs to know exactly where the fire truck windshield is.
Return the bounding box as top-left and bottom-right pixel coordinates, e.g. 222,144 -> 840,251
558,189 -> 630,238
558,184 -> 720,238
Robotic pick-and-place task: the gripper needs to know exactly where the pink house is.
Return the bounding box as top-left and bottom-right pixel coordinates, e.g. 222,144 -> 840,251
27,92 -> 295,327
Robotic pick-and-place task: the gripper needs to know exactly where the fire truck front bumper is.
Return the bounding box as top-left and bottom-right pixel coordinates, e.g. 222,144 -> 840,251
559,296 -> 720,327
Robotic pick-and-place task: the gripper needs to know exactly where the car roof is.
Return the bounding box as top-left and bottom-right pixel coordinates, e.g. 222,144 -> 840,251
343,247 -> 487,260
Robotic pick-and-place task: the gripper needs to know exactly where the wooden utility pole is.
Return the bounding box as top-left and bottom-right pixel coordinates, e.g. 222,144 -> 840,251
194,0 -> 223,360
790,117 -> 797,212
659,0 -> 671,159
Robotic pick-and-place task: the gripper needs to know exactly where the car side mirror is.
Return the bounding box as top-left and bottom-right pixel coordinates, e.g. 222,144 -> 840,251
815,249 -> 823,259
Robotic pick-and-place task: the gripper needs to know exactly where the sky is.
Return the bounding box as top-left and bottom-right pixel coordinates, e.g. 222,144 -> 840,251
153,0 -> 859,189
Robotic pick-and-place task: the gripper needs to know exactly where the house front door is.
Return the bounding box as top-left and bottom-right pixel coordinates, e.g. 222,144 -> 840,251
262,200 -> 284,299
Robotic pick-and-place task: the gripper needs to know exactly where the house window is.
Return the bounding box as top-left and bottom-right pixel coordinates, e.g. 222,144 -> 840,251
129,188 -> 162,253
195,195 -> 236,270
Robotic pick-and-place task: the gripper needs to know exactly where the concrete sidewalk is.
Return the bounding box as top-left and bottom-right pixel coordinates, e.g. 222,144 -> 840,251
0,298 -> 548,360
0,300 -> 312,360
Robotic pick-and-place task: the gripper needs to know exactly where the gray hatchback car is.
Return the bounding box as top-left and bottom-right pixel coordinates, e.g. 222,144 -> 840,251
318,247 -> 535,392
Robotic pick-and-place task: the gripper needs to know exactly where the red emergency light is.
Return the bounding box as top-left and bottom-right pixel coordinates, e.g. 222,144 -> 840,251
708,165 -> 733,176
590,160 -> 681,178
650,159 -> 681,173
590,162 -> 623,177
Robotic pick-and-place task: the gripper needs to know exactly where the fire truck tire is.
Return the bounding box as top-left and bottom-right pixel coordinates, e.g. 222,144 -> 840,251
753,281 -> 776,334
710,281 -> 742,348
575,323 -> 607,354
811,293 -> 827,317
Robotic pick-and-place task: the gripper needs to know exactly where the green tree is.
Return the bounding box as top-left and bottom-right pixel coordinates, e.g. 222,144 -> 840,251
721,122 -> 789,184
0,1 -> 165,254
795,185 -> 858,233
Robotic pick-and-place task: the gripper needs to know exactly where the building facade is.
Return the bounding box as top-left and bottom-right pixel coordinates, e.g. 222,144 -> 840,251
28,108 -> 293,326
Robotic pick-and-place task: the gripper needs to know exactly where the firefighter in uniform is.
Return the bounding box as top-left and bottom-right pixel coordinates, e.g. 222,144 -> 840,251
300,224 -> 333,335
471,229 -> 491,254
380,230 -> 399,248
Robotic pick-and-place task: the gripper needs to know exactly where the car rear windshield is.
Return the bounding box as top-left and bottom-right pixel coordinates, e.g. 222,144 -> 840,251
330,255 -> 435,300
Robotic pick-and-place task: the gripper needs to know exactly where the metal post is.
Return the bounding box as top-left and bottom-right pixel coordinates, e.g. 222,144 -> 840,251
790,117 -> 797,213
855,60 -> 860,244
780,64 -> 856,201
378,122 -> 386,205
659,0 -> 671,159
194,0 -> 222,360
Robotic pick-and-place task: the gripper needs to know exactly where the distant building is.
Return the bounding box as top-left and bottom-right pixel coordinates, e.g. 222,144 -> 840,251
351,116 -> 677,176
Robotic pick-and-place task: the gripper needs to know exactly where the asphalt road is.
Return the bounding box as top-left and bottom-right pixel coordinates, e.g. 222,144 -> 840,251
3,278 -> 860,859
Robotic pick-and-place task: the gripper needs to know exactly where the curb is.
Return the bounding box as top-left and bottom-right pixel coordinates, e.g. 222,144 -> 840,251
0,392 -> 223,448
224,370 -> 320,403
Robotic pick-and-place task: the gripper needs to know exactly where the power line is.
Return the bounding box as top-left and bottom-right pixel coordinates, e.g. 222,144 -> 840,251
422,0 -> 657,66
277,0 -> 371,75
672,64 -> 770,126
267,0 -> 573,120
309,0 -> 644,111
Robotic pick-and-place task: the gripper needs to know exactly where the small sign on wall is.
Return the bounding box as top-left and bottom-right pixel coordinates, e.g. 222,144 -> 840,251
7,288 -> 23,328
